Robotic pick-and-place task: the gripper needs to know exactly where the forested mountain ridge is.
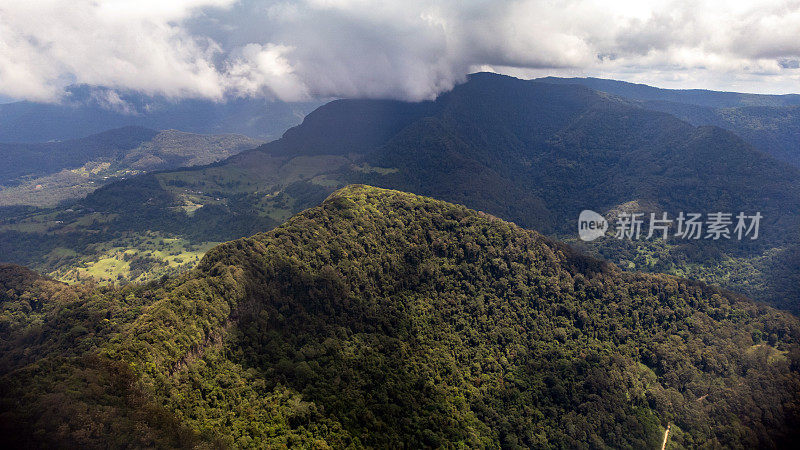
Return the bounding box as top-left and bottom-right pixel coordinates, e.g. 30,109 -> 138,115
2,72 -> 800,312
641,102 -> 800,168
535,76 -> 800,108
1,185 -> 799,448
537,76 -> 800,168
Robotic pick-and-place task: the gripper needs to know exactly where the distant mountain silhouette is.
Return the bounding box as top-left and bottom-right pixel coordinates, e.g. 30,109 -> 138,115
0,126 -> 262,207
0,85 -> 322,142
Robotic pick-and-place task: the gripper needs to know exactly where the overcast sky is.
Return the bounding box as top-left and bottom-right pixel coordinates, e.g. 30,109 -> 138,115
2,0 -> 800,104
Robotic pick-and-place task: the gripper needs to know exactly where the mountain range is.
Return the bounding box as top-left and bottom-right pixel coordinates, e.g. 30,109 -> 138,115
1,73 -> 799,312
0,85 -> 322,142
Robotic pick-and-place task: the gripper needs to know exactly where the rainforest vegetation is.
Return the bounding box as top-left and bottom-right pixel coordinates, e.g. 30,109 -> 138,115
2,186 -> 798,448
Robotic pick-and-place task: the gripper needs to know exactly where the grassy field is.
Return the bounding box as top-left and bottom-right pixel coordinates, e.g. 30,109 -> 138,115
51,234 -> 220,284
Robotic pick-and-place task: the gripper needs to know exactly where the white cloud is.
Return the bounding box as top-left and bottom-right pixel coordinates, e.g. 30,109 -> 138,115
2,0 -> 800,103
89,89 -> 138,115
0,0 -> 233,101
225,43 -> 310,101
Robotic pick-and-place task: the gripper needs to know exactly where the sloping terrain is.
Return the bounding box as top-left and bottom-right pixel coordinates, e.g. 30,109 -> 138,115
2,73 -> 799,312
535,76 -> 800,108
640,102 -> 800,168
0,127 -> 263,207
0,126 -> 159,184
1,185 -> 798,448
538,76 -> 800,168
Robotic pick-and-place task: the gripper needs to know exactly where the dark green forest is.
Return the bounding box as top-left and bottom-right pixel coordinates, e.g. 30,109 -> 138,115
2,186 -> 798,448
538,76 -> 800,168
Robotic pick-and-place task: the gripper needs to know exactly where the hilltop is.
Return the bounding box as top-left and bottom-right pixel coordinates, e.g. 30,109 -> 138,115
1,186 -> 798,448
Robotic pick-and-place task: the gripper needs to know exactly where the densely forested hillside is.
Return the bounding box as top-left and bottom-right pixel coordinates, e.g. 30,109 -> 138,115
538,76 -> 800,168
2,73 -> 799,312
641,102 -> 800,168
536,76 -> 800,108
1,186 -> 798,448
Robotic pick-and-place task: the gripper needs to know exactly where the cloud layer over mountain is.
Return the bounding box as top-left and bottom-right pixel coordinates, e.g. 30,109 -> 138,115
2,0 -> 800,103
